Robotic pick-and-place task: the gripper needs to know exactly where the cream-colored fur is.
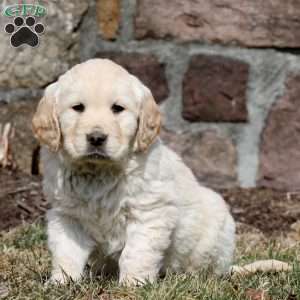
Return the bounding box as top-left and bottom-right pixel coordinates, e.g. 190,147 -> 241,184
32,59 -> 235,285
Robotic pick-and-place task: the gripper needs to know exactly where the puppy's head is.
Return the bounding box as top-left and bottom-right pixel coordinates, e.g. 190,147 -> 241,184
32,59 -> 161,165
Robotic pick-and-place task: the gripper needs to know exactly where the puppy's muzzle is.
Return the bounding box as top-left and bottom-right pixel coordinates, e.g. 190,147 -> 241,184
86,131 -> 109,160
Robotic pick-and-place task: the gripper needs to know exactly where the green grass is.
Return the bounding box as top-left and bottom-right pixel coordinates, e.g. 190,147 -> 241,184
0,223 -> 299,300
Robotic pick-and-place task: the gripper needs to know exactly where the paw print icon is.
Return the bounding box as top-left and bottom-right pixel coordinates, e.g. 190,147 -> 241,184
4,16 -> 45,48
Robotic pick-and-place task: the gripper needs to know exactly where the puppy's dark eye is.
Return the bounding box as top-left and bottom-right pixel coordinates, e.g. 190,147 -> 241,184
72,103 -> 85,113
112,104 -> 125,114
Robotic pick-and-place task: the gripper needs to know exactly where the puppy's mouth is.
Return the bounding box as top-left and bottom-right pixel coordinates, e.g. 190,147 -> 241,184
83,152 -> 110,161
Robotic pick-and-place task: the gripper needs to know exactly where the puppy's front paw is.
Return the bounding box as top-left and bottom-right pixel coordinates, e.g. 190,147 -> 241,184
119,276 -> 143,287
119,273 -> 154,287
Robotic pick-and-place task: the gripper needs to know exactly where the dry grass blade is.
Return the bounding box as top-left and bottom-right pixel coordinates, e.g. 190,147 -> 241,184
0,282 -> 9,299
0,123 -> 15,169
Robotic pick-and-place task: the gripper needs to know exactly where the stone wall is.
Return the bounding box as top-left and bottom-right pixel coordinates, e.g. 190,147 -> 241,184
1,0 -> 300,191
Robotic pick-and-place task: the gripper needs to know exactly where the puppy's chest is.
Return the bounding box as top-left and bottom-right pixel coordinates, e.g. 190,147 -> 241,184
61,172 -> 128,257
80,203 -> 127,257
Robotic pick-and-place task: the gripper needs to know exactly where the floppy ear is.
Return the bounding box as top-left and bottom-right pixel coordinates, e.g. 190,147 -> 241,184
134,85 -> 161,153
32,84 -> 61,152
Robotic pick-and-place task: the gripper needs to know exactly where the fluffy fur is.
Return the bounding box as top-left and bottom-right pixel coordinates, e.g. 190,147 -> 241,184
32,59 -> 235,285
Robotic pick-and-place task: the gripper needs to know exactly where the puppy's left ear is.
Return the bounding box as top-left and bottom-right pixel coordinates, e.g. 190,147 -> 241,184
32,83 -> 61,152
134,82 -> 161,153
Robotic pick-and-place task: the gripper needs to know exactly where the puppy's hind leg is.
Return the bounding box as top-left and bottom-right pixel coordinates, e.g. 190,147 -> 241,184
214,214 -> 236,275
47,210 -> 95,284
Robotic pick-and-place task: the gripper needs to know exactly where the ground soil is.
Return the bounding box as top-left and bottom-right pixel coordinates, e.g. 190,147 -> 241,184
0,168 -> 46,231
0,167 -> 299,234
222,188 -> 300,235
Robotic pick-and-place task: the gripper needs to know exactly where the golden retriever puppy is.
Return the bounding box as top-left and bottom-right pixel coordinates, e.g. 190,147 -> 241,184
32,59 -> 235,285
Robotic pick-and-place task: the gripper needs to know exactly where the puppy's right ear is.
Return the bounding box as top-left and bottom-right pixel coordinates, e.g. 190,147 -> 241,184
32,83 -> 61,152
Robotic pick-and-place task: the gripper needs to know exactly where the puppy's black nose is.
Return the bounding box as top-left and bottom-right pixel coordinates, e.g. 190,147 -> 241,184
87,132 -> 107,147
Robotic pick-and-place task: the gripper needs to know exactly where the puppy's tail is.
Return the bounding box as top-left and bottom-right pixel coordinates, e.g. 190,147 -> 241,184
229,259 -> 292,279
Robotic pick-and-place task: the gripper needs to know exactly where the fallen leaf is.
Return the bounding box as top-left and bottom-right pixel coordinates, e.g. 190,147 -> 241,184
231,259 -> 292,278
287,293 -> 297,300
245,288 -> 271,300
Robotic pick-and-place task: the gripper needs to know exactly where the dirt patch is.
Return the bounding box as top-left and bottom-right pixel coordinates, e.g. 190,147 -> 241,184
0,167 -> 299,235
222,188 -> 300,235
0,168 -> 46,231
